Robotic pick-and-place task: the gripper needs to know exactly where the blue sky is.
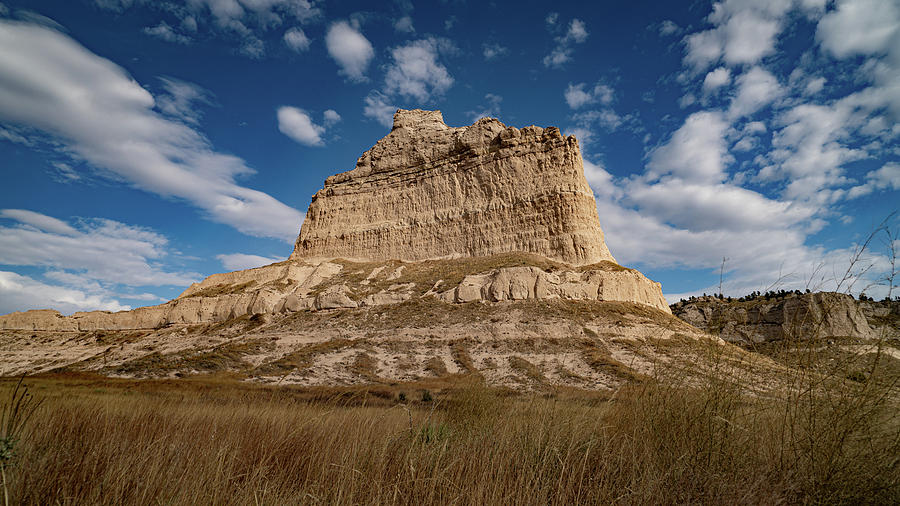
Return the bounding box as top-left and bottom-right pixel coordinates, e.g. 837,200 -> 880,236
0,0 -> 898,314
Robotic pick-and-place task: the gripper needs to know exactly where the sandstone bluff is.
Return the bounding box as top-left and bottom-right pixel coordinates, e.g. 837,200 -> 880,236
0,110 -> 666,333
0,111 -> 727,389
293,109 -> 615,265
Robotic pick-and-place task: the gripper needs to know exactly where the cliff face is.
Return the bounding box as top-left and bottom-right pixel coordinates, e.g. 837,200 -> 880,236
291,109 -> 615,266
0,110 -> 673,335
671,292 -> 883,343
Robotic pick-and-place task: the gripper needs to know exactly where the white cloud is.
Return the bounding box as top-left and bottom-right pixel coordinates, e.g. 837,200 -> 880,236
721,11 -> 780,64
49,162 -> 82,183
323,109 -> 341,126
586,174 -> 880,301
848,162 -> 900,198
363,92 -> 397,128
567,19 -> 589,43
625,179 -> 814,232
679,93 -> 697,108
0,20 -> 303,242
0,209 -> 197,290
482,43 -> 508,60
702,67 -> 731,92
277,106 -> 325,146
394,15 -> 414,33
384,38 -> 454,102
684,30 -> 724,70
564,127 -> 595,146
156,77 -> 211,125
543,17 -> 589,67
0,209 -> 77,236
98,0 -> 321,57
326,21 -> 374,82
728,66 -> 783,119
683,0 -> 792,70
659,20 -> 680,36
283,26 -> 310,52
816,0 -> 900,58
564,82 -> 614,109
765,87 -> 893,201
144,21 -> 191,44
803,76 -> 826,95
571,109 -> 623,133
581,159 -> 620,198
216,253 -> 284,271
648,111 -> 733,183
0,271 -> 130,315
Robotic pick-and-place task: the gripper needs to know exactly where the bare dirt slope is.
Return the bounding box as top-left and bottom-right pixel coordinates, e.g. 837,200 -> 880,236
0,297 -> 785,392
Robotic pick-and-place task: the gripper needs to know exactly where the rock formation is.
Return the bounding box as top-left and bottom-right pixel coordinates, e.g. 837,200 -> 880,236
0,253 -> 669,331
0,111 -> 669,333
292,109 -> 615,266
671,292 -> 880,343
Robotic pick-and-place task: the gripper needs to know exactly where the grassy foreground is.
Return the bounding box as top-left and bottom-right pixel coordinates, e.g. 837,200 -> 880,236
2,356 -> 898,506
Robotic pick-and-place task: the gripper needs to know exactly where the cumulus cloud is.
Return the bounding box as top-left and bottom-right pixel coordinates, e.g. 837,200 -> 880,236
765,87 -> 894,201
683,0 -> 795,70
216,253 -> 284,271
848,162 -> 900,198
0,20 -> 304,241
326,20 -> 374,81
323,109 -> 341,126
384,38 -> 455,102
283,26 -> 310,52
277,106 -> 325,146
363,37 -> 455,126
568,0 -> 898,301
544,18 -> 589,67
648,111 -> 733,183
624,179 -> 814,232
702,67 -> 731,92
816,0 -> 900,58
728,66 -> 784,119
564,82 -> 614,109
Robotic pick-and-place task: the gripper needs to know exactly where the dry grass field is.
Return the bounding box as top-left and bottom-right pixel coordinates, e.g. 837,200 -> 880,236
1,333 -> 897,506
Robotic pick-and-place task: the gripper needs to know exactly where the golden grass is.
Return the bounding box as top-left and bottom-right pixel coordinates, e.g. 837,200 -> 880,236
3,347 -> 898,506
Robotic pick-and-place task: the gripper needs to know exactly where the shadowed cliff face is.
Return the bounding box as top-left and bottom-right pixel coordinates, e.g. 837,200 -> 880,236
291,109 -> 616,266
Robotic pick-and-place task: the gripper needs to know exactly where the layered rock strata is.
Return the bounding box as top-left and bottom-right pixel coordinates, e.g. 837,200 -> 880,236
671,292 -> 879,343
0,255 -> 669,331
291,109 -> 615,266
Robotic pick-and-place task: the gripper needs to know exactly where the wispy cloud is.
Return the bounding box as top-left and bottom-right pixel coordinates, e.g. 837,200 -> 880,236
0,20 -> 303,242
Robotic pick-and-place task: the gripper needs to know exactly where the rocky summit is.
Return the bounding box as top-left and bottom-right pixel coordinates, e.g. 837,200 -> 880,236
0,111 -> 717,388
292,109 -> 615,266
